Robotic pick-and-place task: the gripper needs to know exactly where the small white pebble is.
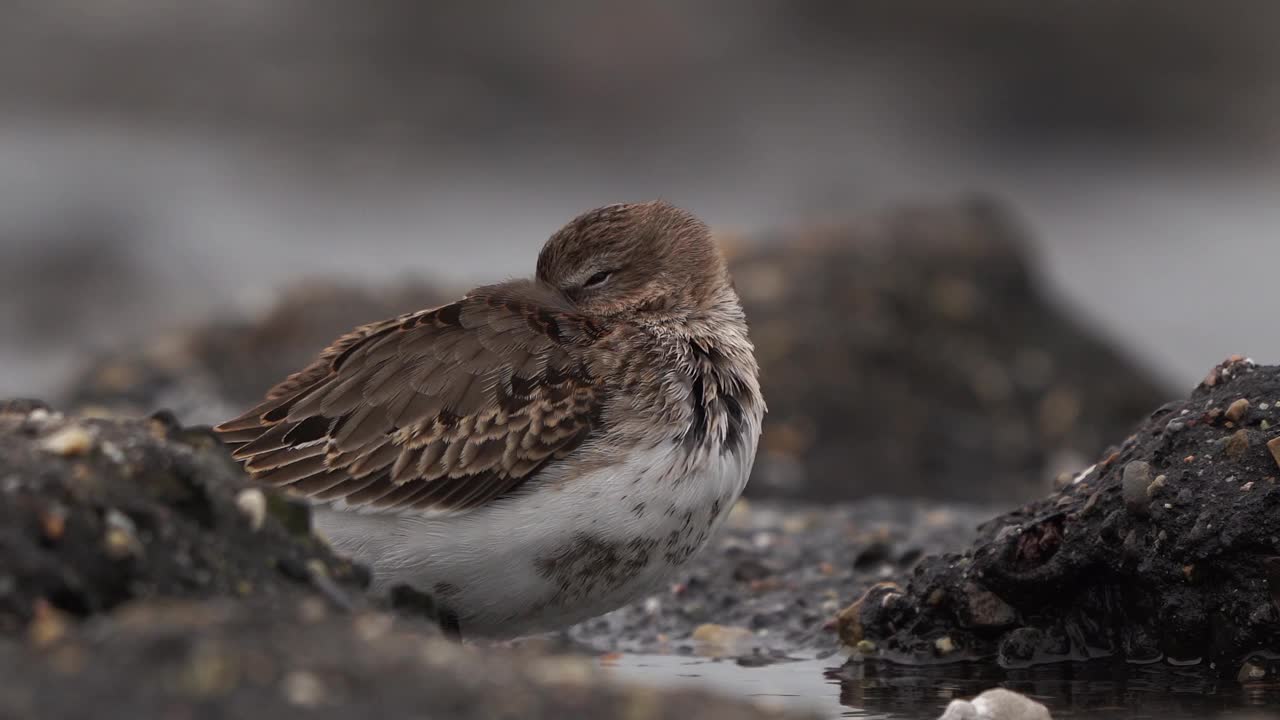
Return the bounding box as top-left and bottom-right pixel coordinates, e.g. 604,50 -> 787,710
352,612 -> 394,642
1071,463 -> 1097,485
103,510 -> 141,558
235,488 -> 267,531
938,688 -> 1052,720
643,596 -> 661,615
281,670 -> 326,707
39,425 -> 95,457
100,441 -> 125,465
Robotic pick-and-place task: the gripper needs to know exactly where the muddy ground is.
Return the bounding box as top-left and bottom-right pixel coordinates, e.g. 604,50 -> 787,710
0,598 -> 815,720
563,498 -> 987,660
840,357 -> 1280,682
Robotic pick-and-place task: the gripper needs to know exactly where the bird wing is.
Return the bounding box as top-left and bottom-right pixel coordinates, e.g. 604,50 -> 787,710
214,282 -> 605,514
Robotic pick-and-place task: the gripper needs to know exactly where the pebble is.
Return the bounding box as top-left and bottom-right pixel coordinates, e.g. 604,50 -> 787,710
959,583 -> 1017,628
934,636 -> 956,655
99,441 -> 126,465
38,505 -> 67,542
1225,398 -> 1250,423
1237,661 -> 1268,683
853,541 -> 893,570
235,488 -> 268,531
1267,437 -> 1280,470
1145,474 -> 1166,499
27,600 -> 71,648
281,670 -> 327,707
38,425 -> 95,457
691,623 -> 755,658
1121,461 -> 1152,515
1224,429 -> 1250,458
938,688 -> 1052,719
104,509 -> 142,559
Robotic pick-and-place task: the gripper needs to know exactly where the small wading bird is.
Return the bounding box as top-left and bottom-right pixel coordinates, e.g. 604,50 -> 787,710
215,201 -> 764,639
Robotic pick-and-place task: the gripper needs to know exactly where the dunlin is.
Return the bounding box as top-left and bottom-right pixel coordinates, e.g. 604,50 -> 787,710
215,201 -> 764,638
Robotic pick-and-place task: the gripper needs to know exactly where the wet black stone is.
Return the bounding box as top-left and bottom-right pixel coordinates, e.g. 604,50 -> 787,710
0,404 -> 368,635
853,541 -> 894,571
997,627 -> 1043,665
847,358 -> 1280,674
732,559 -> 775,583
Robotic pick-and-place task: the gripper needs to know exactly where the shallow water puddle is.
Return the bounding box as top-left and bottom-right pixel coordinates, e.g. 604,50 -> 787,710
600,654 -> 1280,719
601,654 -> 849,717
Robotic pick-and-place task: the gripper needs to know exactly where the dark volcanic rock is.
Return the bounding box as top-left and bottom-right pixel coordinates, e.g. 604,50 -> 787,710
839,357 -> 1280,675
566,498 -> 988,657
735,199 -> 1172,502
67,280 -> 450,426
0,400 -> 369,634
0,599 -> 812,720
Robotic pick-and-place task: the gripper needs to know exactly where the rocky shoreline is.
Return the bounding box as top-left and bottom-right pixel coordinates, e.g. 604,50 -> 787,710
8,377 -> 1277,717
6,204 -> 1278,718
0,400 -> 370,634
840,357 -> 1280,683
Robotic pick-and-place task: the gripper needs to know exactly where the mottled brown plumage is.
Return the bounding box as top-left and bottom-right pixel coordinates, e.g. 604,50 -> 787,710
217,282 -> 602,512
216,201 -> 754,517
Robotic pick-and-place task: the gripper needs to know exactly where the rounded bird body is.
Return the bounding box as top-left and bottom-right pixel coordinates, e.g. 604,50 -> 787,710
215,201 -> 764,638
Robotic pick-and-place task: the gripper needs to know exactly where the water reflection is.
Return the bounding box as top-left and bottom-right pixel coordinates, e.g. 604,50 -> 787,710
602,653 -> 1280,719
835,660 -> 1280,719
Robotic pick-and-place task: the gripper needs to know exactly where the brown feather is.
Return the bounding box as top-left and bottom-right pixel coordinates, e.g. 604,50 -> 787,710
214,284 -> 604,514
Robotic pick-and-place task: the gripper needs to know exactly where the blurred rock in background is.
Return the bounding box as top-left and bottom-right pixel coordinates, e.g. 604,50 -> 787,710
738,200 -> 1170,502
67,281 -> 450,427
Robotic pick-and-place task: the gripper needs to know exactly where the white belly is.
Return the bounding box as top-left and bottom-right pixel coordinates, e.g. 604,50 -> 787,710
312,435 -> 757,638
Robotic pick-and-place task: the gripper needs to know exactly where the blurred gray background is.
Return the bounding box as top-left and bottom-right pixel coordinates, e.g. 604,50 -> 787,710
3,0 -> 1279,397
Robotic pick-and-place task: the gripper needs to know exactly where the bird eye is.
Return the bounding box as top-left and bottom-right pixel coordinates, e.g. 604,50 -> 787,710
583,270 -> 612,288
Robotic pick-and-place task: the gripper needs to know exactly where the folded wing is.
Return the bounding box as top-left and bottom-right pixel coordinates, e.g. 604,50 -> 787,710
214,283 -> 604,514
